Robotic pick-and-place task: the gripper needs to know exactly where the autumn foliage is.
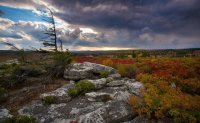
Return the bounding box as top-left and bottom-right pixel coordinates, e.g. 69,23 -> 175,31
74,56 -> 200,122
128,58 -> 200,123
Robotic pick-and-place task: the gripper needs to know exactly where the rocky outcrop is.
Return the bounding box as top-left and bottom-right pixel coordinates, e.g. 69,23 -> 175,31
16,62 -> 144,123
64,62 -> 117,80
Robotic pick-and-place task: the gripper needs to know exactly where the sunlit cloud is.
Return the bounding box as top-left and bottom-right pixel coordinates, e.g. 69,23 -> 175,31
0,0 -> 200,50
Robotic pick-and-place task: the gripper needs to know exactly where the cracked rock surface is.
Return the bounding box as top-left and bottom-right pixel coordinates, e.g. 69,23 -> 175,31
2,62 -> 145,123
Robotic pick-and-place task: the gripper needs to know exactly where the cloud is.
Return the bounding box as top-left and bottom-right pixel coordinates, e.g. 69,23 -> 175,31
0,18 -> 45,49
0,0 -> 200,50
0,0 -> 36,10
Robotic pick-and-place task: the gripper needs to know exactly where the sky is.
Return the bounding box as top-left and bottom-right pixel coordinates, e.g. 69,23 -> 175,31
0,0 -> 200,51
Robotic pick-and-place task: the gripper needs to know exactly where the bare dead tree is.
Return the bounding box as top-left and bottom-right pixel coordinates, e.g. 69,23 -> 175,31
42,8 -> 57,51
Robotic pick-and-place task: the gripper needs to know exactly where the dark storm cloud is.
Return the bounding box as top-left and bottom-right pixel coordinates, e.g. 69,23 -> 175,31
48,0 -> 200,35
0,0 -> 200,49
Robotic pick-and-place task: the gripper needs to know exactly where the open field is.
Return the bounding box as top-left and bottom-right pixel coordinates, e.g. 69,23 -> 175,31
0,50 -> 200,122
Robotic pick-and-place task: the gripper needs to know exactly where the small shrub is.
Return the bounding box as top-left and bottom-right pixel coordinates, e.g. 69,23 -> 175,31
140,65 -> 152,73
51,51 -> 71,67
100,71 -> 109,78
42,96 -> 56,105
75,80 -> 95,94
0,63 -> 28,88
18,49 -> 26,64
168,109 -> 197,123
0,87 -> 7,103
132,51 -> 137,58
117,64 -> 137,78
68,88 -> 79,97
136,73 -> 159,84
67,80 -> 95,97
102,59 -> 114,67
2,115 -> 35,123
49,51 -> 71,78
130,73 -> 200,121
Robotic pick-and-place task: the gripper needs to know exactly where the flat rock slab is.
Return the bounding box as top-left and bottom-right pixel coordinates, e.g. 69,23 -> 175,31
18,97 -> 105,123
79,101 -> 136,123
106,80 -> 126,87
85,92 -> 112,102
64,62 -> 118,80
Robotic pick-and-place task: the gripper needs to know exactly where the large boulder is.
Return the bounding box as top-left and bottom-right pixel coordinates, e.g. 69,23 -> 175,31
64,62 -> 117,80
125,82 -> 144,95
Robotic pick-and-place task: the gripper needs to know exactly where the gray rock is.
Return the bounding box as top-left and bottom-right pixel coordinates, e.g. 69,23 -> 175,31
85,92 -> 112,102
18,102 -> 68,123
69,102 -> 104,118
40,81 -> 75,103
108,74 -> 121,79
17,62 -> 145,123
113,91 -> 130,102
0,108 -> 12,119
64,62 -> 117,80
126,82 -> 144,95
106,80 -> 125,87
171,82 -> 176,88
88,78 -> 107,89
18,97 -> 105,123
79,101 -> 136,123
18,87 -> 136,123
106,77 -> 114,83
51,119 -> 72,123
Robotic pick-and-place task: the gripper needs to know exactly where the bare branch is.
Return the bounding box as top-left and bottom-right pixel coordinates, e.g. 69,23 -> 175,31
1,41 -> 20,51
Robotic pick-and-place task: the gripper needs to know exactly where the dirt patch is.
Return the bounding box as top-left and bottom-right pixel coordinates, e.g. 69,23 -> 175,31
2,78 -> 68,115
